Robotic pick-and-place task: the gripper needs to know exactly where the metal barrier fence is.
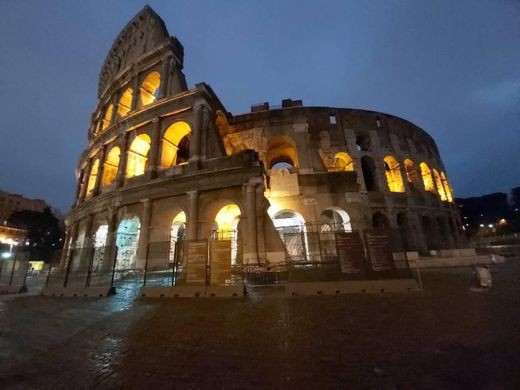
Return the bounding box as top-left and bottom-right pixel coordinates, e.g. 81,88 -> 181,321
0,250 -> 50,293
43,224 -> 415,294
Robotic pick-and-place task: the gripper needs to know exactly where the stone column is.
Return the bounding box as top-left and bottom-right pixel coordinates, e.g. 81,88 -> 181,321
159,56 -> 172,98
293,123 -> 313,173
136,199 -> 152,269
170,64 -> 187,94
189,105 -> 203,164
79,214 -> 96,272
131,76 -> 141,111
110,92 -> 120,125
116,132 -> 129,187
245,182 -> 259,265
146,118 -> 161,179
60,222 -> 78,270
186,191 -> 199,240
79,159 -> 93,201
102,210 -> 118,273
93,146 -> 106,196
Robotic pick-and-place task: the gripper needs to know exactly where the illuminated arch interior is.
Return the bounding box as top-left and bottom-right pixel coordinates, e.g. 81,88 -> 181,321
433,169 -> 447,201
266,136 -> 298,169
115,216 -> 140,270
118,88 -> 133,117
101,104 -> 113,131
169,211 -> 186,263
420,162 -> 435,192
320,208 -> 352,232
126,134 -> 151,178
140,71 -> 161,107
272,210 -> 308,261
384,156 -> 405,192
215,204 -> 241,265
102,146 -> 120,187
404,159 -> 421,188
86,159 -> 100,197
334,152 -> 354,171
441,172 -> 453,202
92,224 -> 108,271
161,121 -> 191,168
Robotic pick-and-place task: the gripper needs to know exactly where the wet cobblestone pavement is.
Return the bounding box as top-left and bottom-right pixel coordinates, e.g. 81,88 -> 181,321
1,260 -> 519,389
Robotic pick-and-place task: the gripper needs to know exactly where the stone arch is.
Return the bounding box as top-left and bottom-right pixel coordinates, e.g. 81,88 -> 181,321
333,152 -> 354,171
160,121 -> 191,168
440,172 -> 453,202
101,104 -> 113,131
384,155 -> 405,192
420,162 -> 435,192
102,146 -> 120,187
117,88 -> 133,118
140,71 -> 161,107
272,209 -> 308,261
396,212 -> 413,251
169,211 -> 186,264
404,159 -> 421,189
356,134 -> 371,151
266,135 -> 299,169
86,158 -> 100,197
433,169 -> 447,201
361,156 -> 378,191
126,133 -> 151,178
115,216 -> 141,270
320,207 -> 352,232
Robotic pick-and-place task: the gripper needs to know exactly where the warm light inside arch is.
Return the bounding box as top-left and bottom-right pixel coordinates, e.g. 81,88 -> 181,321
334,152 -> 354,171
102,146 -> 121,187
140,71 -> 161,107
160,121 -> 191,168
126,134 -> 151,178
384,155 -> 405,192
433,169 -> 447,201
441,172 -> 453,202
86,159 -> 100,197
420,162 -> 435,192
101,104 -> 113,130
118,88 -> 133,118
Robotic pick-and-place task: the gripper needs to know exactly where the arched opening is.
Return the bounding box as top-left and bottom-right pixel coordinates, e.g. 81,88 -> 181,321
272,210 -> 308,261
169,211 -> 186,264
214,204 -> 241,266
361,156 -> 378,191
101,104 -> 113,131
86,159 -> 100,197
102,146 -> 120,187
421,216 -> 436,252
92,224 -> 108,272
333,152 -> 354,171
433,169 -> 447,201
118,88 -> 133,118
396,212 -> 411,251
384,156 -> 405,192
140,71 -> 161,106
126,134 -> 151,178
441,172 -> 453,202
420,162 -> 435,192
372,212 -> 390,229
404,159 -> 421,189
356,134 -> 371,151
320,208 -> 352,232
160,121 -> 191,168
115,217 -> 140,270
266,136 -> 298,170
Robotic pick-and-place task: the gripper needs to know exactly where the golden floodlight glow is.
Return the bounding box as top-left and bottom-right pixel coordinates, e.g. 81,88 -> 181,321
140,71 -> 161,107
420,162 -> 435,192
102,104 -> 113,130
334,152 -> 354,171
440,172 -> 453,202
86,159 -> 100,197
404,159 -> 420,187
160,121 -> 191,168
126,134 -> 151,178
102,146 -> 121,187
266,135 -> 298,169
118,88 -> 133,118
215,204 -> 241,235
172,211 -> 186,224
433,169 -> 447,201
384,155 -> 405,192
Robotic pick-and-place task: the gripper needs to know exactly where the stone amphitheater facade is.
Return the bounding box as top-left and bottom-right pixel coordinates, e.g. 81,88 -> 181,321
61,6 -> 463,273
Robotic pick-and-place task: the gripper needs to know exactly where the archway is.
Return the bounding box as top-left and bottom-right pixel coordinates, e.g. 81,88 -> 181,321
420,162 -> 435,192
384,156 -> 405,192
102,146 -> 120,187
101,104 -> 113,130
169,211 -> 186,264
421,216 -> 436,252
433,169 -> 447,201
372,212 -> 390,229
356,134 -> 371,151
86,159 -> 100,197
272,210 -> 307,261
92,224 -> 108,272
396,212 -> 411,251
333,152 -> 354,171
126,134 -> 151,178
161,121 -> 191,168
118,88 -> 133,118
404,159 -> 421,189
214,204 -> 241,266
266,135 -> 298,170
441,172 -> 453,202
320,208 -> 352,232
115,216 -> 140,270
361,156 -> 378,191
140,71 -> 161,106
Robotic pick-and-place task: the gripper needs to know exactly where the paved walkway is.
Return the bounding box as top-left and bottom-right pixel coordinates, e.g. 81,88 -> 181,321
1,261 -> 519,389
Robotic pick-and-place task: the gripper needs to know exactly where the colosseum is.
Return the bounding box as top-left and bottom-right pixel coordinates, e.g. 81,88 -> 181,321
59,6 -> 465,289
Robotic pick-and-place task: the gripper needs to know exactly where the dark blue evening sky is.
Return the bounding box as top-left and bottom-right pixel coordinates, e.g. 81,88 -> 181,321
0,0 -> 519,212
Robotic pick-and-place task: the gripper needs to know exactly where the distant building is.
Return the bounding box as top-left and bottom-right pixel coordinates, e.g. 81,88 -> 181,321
0,225 -> 27,249
0,190 -> 47,225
